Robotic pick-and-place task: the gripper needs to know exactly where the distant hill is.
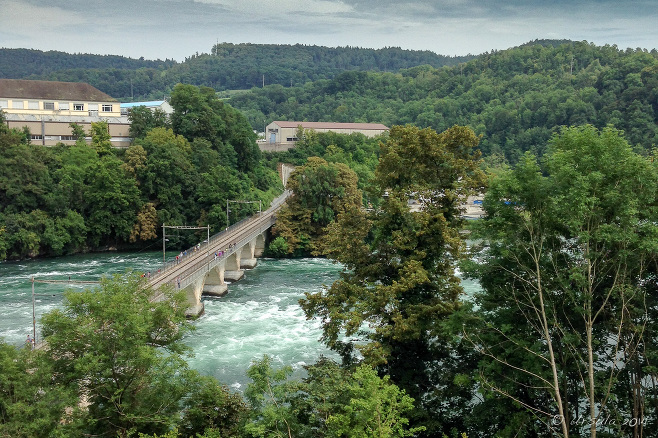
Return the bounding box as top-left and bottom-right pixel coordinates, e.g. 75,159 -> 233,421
0,48 -> 174,79
0,43 -> 478,101
227,40 -> 658,162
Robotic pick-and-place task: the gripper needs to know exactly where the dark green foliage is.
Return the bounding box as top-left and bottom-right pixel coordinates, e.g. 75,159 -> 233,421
40,273 -> 194,437
230,41 -> 658,162
0,87 -> 281,260
266,236 -> 289,258
179,376 -> 248,438
128,106 -> 171,140
272,157 -> 362,255
0,48 -> 173,80
170,84 -> 261,172
244,355 -> 421,438
0,45 -> 474,101
0,341 -> 77,438
465,126 -> 658,436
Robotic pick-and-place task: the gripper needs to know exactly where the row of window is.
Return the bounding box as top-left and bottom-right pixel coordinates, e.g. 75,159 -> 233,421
31,135 -> 78,141
0,100 -> 113,112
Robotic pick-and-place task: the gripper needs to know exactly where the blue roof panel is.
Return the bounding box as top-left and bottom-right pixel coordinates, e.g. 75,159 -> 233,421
120,101 -> 165,108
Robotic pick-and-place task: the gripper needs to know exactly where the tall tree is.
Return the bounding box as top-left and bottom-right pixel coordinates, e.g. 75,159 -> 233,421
128,106 -> 171,140
465,125 -> 658,437
273,157 -> 362,255
170,83 -> 262,173
40,273 -> 196,438
301,125 -> 484,434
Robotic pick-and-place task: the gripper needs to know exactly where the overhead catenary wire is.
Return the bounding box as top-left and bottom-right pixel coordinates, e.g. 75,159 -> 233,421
30,276 -> 101,345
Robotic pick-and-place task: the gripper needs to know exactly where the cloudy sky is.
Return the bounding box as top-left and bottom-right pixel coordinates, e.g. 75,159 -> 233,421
1,0 -> 657,61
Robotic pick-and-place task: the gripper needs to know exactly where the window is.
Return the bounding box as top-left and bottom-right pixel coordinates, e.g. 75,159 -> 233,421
0,100 -> 8,109
74,103 -> 84,111
12,101 -> 24,109
28,101 -> 39,109
60,135 -> 76,141
286,137 -> 299,142
31,135 -> 43,140
44,102 -> 55,110
101,104 -> 113,112
59,102 -> 69,110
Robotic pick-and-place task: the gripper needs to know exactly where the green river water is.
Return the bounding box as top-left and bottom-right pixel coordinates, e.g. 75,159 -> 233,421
0,251 -> 481,389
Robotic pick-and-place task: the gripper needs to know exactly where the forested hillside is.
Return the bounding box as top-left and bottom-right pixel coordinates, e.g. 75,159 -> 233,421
0,48 -> 174,78
0,43 -> 475,101
0,85 -> 281,261
230,41 -> 658,162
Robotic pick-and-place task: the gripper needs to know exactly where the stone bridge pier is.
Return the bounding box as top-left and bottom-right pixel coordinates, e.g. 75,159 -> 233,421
180,231 -> 269,315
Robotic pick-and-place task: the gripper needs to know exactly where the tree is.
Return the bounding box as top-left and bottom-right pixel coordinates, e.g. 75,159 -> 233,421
0,341 -> 76,438
244,356 -> 422,438
465,125 -> 658,437
69,122 -> 87,145
273,157 -> 362,255
90,120 -> 113,156
244,355 -> 298,438
40,273 -> 196,438
128,105 -> 171,140
301,125 -> 484,434
84,154 -> 141,247
179,375 -> 248,438
170,84 -> 237,168
170,83 -> 263,173
324,365 -> 423,438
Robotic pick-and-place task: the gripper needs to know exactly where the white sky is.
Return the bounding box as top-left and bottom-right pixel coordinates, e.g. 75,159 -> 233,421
0,0 -> 656,61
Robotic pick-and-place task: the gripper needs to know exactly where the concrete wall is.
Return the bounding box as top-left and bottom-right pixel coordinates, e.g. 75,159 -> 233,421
262,122 -> 388,152
5,116 -> 131,147
1,98 -> 121,118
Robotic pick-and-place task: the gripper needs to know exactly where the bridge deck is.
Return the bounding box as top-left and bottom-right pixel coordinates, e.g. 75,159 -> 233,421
146,191 -> 289,292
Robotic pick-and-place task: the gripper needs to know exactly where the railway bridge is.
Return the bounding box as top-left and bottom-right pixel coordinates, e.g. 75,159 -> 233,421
146,191 -> 289,317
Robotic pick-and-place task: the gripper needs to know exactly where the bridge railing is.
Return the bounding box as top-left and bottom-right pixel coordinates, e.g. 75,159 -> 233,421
165,214 -> 278,290
148,190 -> 289,285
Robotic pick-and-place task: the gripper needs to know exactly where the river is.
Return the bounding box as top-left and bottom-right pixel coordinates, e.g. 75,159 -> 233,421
0,251 -> 481,389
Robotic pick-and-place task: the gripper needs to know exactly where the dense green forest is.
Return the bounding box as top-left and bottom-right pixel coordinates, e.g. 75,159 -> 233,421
0,48 -> 175,78
3,124 -> 656,438
0,43 -> 475,101
229,41 -> 658,163
0,84 -> 282,261
263,124 -> 658,437
2,39 -> 658,437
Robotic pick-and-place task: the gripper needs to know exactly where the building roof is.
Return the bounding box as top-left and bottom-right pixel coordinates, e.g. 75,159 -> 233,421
272,121 -> 389,130
120,101 -> 166,108
0,79 -> 117,102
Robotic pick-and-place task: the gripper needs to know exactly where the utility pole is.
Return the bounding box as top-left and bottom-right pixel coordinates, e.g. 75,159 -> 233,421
31,277 -> 36,344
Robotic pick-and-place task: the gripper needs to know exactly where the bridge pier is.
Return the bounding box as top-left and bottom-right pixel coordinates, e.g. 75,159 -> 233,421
224,251 -> 244,282
203,260 -> 228,297
240,239 -> 258,269
184,276 -> 205,318
254,233 -> 266,257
